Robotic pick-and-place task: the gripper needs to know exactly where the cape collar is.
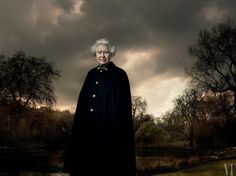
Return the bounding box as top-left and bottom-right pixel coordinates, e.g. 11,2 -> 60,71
97,61 -> 115,71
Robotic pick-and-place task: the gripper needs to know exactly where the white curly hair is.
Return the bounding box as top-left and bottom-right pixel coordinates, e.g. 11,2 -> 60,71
90,38 -> 116,57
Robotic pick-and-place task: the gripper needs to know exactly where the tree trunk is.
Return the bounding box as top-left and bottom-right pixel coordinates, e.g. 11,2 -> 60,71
234,90 -> 236,113
189,127 -> 194,146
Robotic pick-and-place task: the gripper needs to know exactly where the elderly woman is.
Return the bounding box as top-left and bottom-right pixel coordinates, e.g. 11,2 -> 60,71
63,38 -> 136,176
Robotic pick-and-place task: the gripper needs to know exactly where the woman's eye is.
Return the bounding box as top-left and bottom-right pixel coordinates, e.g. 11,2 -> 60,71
96,51 -> 109,54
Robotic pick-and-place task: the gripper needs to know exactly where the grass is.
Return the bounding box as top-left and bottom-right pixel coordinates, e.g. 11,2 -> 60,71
154,158 -> 236,176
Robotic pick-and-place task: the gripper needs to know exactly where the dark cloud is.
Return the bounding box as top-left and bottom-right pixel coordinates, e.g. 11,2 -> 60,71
1,0 -> 236,115
55,0 -> 76,12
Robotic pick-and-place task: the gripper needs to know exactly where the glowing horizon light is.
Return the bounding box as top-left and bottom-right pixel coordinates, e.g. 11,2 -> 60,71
134,76 -> 189,117
55,106 -> 76,113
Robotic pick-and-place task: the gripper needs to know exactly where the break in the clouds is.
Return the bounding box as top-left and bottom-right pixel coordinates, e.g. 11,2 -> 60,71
1,0 -> 236,116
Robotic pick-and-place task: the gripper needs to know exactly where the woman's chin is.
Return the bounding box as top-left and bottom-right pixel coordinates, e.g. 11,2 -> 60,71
99,61 -> 109,65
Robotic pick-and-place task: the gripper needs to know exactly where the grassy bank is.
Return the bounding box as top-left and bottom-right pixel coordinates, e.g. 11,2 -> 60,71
154,158 -> 236,176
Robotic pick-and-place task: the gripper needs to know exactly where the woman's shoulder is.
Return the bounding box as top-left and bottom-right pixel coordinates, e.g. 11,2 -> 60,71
116,66 -> 128,77
112,63 -> 127,74
87,66 -> 98,75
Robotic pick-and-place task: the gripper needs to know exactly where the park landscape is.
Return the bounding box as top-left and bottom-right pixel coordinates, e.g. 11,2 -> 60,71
0,20 -> 236,176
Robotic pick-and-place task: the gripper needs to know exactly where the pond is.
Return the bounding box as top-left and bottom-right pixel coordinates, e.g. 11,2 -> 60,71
0,145 -> 195,176
0,145 -> 65,174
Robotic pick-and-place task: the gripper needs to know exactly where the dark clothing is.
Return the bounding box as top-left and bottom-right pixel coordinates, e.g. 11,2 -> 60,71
63,61 -> 136,176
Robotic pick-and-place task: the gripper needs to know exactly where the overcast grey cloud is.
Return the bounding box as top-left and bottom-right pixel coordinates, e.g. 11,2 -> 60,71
1,0 -> 236,116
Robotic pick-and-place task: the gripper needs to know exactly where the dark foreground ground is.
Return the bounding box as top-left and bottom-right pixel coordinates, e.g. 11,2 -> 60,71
0,172 -> 68,176
1,144 -> 235,176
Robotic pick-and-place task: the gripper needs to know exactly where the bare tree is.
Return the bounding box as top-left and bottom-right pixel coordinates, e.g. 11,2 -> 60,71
135,120 -> 164,146
202,91 -> 233,123
131,96 -> 147,119
0,51 -> 60,120
161,110 -> 189,140
187,20 -> 236,111
174,88 -> 203,146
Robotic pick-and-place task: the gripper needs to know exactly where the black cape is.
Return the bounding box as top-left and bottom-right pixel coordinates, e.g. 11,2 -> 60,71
63,61 -> 136,176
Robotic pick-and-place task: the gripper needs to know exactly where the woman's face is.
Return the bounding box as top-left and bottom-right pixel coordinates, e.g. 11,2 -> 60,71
95,45 -> 111,65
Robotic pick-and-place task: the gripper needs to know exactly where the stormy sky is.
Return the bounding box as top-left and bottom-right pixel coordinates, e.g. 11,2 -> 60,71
1,0 -> 236,117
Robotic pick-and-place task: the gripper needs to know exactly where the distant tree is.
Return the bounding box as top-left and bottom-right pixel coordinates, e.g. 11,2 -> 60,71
202,91 -> 233,124
0,51 -> 60,120
161,110 -> 188,141
187,20 -> 236,111
135,121 -> 163,145
195,92 -> 236,148
174,88 -> 203,146
131,96 -> 148,132
131,96 -> 147,119
138,114 -> 155,124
